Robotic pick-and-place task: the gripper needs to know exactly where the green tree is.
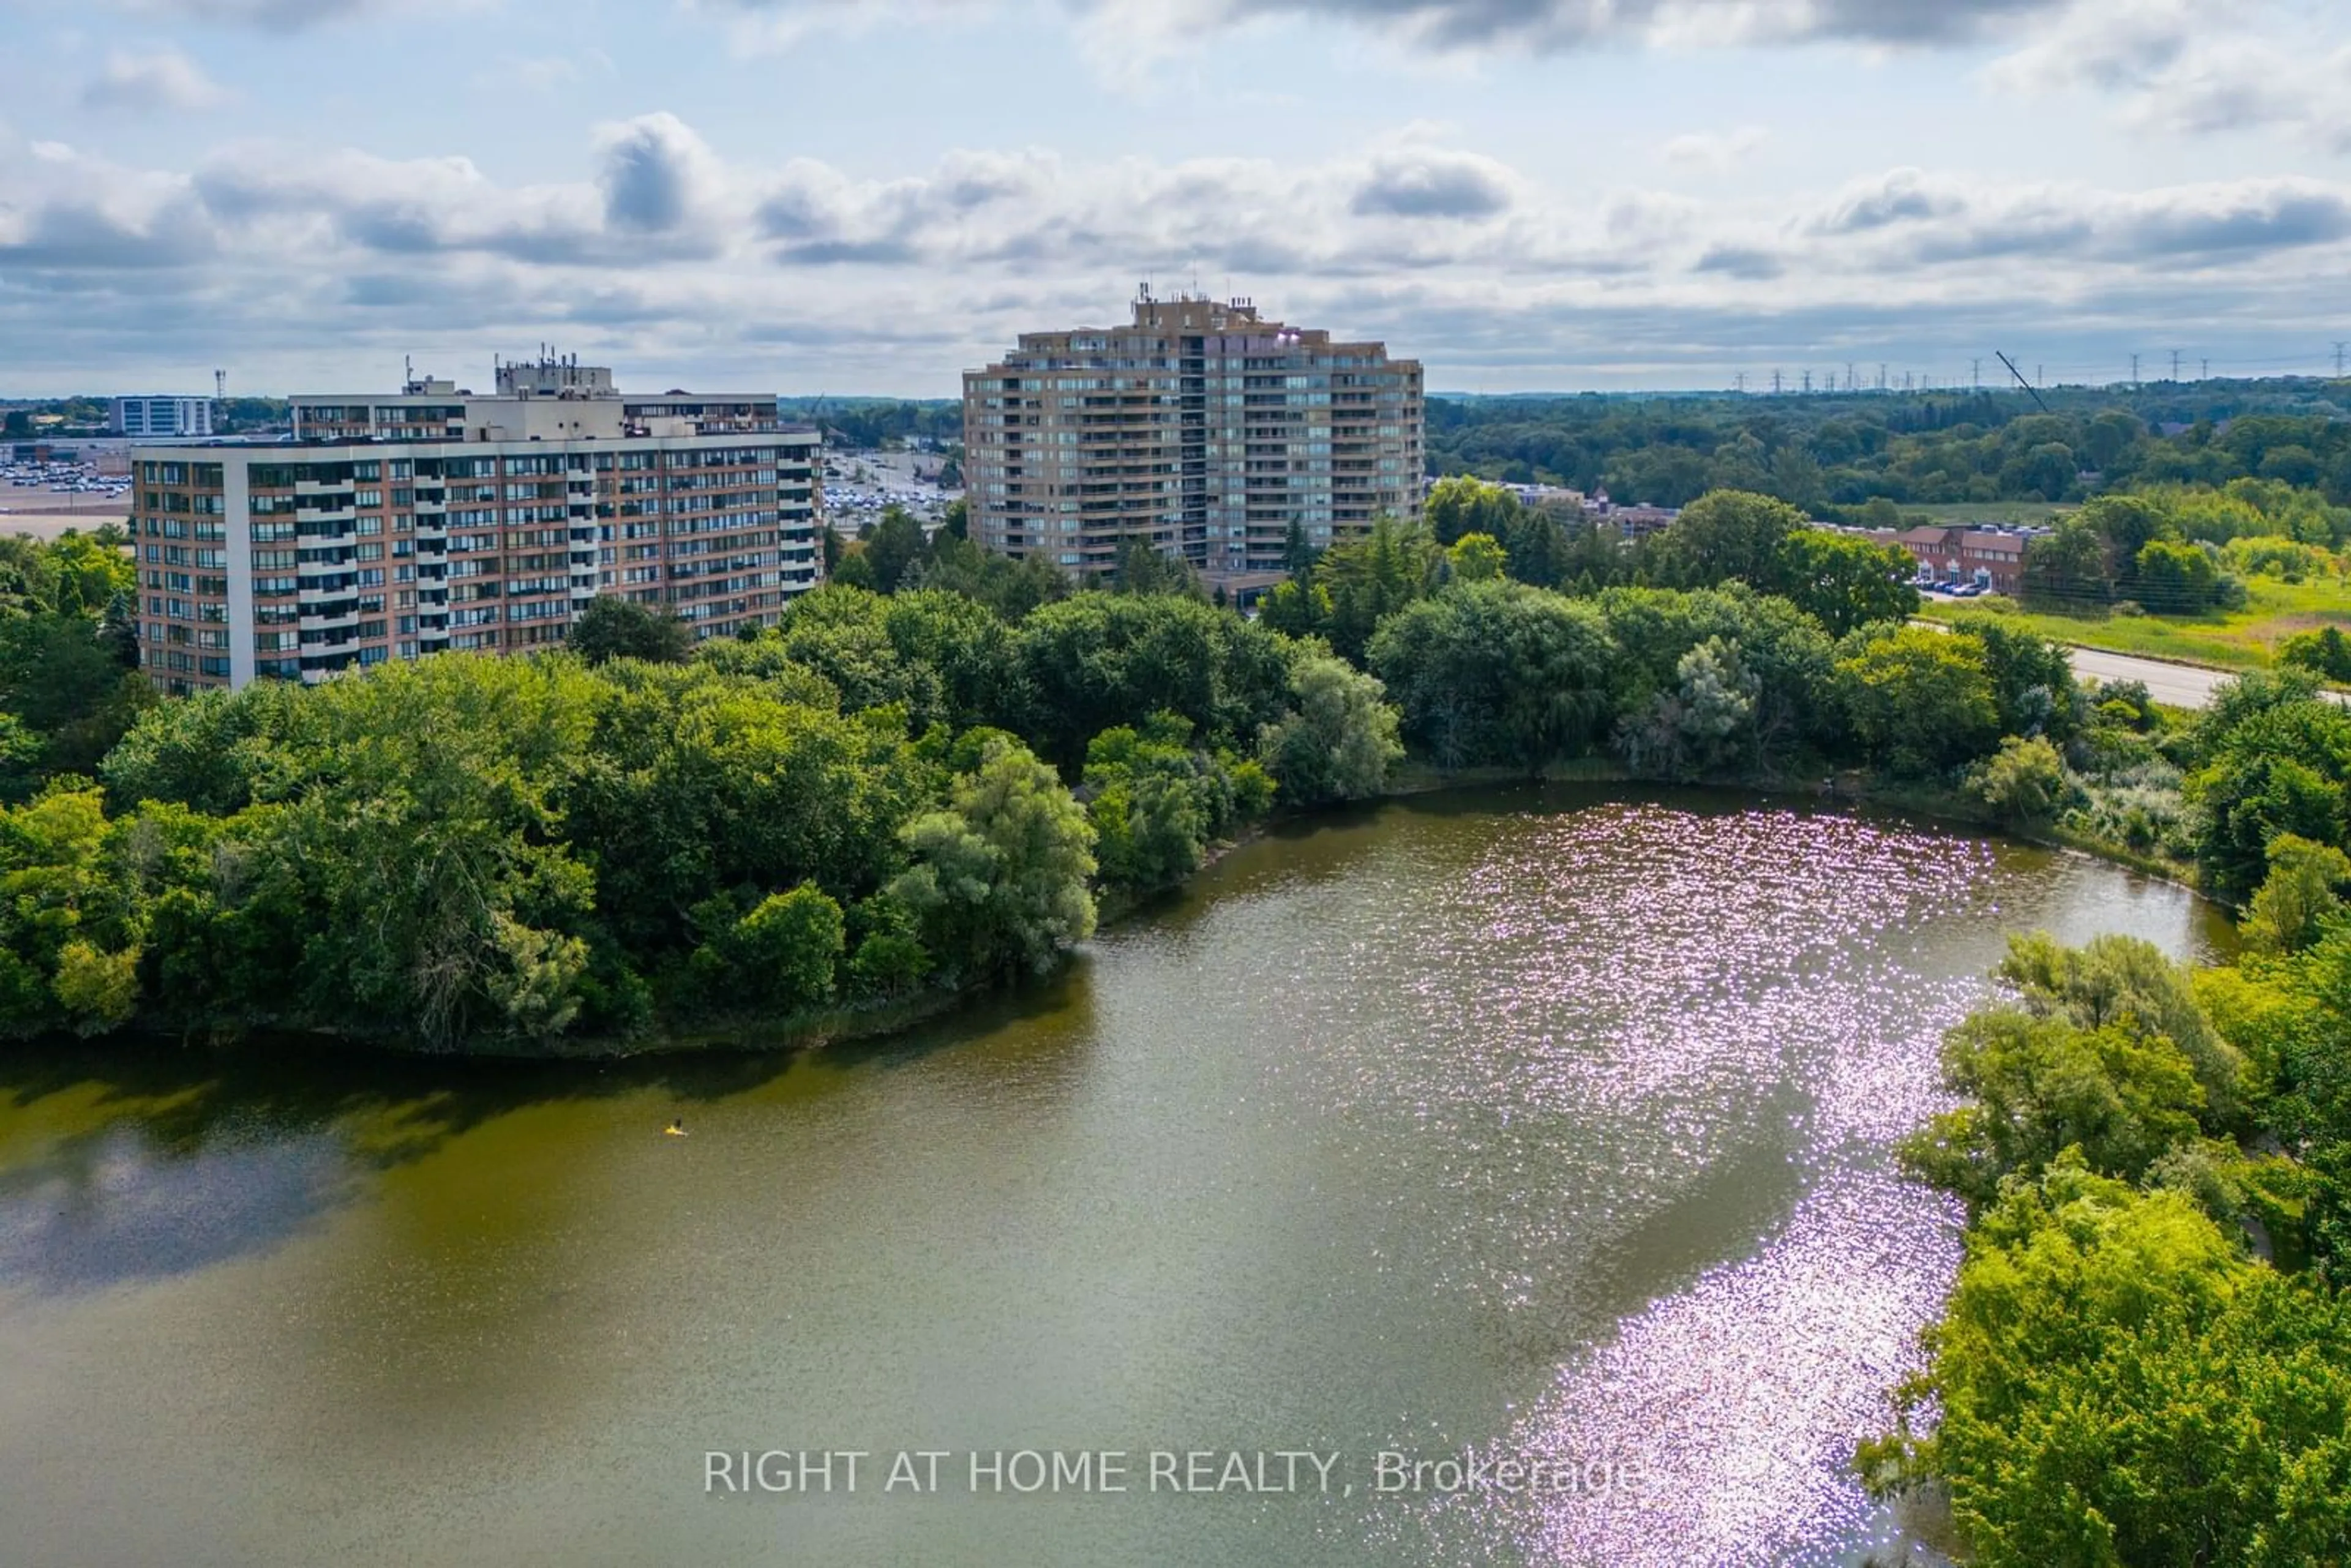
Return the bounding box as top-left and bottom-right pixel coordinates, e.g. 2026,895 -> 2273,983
1967,735 -> 2071,828
2279,626 -> 2351,683
566,595 -> 693,665
1445,531 -> 1508,583
1368,581 -> 1618,770
1616,636 -> 1758,781
1257,647 -> 1403,806
1656,489 -> 1807,591
1423,475 -> 1524,547
1999,930 -> 2246,1132
860,506 -> 929,595
2020,515 -> 2109,610
1832,625 -> 2000,774
698,885 -> 847,1011
2135,538 -> 2224,614
1769,529 -> 1919,636
1084,717 -> 1217,894
1317,517 -> 1439,665
888,737 -> 1097,980
1897,1007 -> 2205,1207
1862,1161 -> 2351,1568
2186,682 -> 2351,906
1110,537 -> 1201,598
2243,835 -> 2351,954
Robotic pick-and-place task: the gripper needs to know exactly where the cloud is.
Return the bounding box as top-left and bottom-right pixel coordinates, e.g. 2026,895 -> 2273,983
1812,168 -> 1966,233
596,113 -> 723,239
1692,244 -> 1783,280
79,47 -> 233,112
1982,0 -> 2351,154
4,114 -> 2350,394
711,0 -> 2077,58
1350,149 -> 1517,218
51,0 -> 471,27
1660,126 -> 1768,171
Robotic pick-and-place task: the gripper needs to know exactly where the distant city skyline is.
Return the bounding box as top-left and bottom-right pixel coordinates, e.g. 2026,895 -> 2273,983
2,0 -> 2349,396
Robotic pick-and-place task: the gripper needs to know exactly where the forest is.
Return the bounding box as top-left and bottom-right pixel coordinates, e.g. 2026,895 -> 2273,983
1427,379 -> 2351,517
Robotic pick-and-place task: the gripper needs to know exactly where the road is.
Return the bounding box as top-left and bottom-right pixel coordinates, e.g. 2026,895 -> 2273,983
1914,618 -> 2273,710
2063,646 -> 2245,710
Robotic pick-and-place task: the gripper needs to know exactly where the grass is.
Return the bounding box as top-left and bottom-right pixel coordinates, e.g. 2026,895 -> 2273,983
1919,575 -> 2351,673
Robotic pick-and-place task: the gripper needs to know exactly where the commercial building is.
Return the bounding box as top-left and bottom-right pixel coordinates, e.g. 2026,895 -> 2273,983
131,358 -> 821,693
111,396 -> 214,439
1834,522 -> 2044,596
962,291 -> 1423,580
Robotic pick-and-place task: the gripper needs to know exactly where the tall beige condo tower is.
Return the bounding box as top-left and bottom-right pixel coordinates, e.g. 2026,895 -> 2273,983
962,291 -> 1424,580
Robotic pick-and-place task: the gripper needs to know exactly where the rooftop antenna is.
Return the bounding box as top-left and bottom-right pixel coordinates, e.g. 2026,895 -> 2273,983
1994,350 -> 2050,413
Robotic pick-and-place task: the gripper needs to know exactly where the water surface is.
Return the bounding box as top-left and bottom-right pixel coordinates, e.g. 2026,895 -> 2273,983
0,787 -> 2227,1567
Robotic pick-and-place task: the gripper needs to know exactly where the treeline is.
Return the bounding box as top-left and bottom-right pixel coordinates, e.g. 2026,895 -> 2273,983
775,398 -> 961,451
1432,385 -> 2351,512
1264,483 -> 1921,660
2015,482 -> 2351,614
0,589 -> 1399,1051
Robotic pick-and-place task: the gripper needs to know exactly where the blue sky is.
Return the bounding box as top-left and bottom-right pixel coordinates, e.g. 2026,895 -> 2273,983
2,0 -> 2349,396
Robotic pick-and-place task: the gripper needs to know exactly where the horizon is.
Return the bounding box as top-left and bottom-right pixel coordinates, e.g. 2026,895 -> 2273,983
8,372 -> 2347,410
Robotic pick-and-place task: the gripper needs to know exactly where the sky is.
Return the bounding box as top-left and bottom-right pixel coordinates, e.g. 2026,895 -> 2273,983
2,0 -> 2349,398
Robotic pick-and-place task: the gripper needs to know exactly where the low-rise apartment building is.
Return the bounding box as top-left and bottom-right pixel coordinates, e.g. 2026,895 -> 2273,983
963,291 -> 1424,580
1845,522 -> 2041,596
132,358 -> 820,693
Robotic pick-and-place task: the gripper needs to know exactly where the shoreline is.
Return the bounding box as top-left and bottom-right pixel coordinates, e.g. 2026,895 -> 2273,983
26,763 -> 2204,1068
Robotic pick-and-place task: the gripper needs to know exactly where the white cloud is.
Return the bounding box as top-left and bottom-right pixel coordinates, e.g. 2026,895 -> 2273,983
1661,127 -> 1768,171
4,115 -> 2349,391
79,47 -> 233,113
1983,0 -> 2351,154
705,0 -> 2076,58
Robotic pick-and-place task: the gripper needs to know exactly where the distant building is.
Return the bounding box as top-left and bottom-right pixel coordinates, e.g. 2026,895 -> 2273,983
111,396 -> 214,439
962,291 -> 1424,580
131,356 -> 821,693
1582,488 -> 1680,537
1845,522 -> 2043,596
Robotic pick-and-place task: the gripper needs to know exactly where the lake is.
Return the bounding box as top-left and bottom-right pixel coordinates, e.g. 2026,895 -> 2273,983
0,786 -> 2229,1567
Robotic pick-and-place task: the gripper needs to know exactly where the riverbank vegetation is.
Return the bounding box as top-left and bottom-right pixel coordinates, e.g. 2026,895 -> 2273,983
0,480 -> 2333,1060
1861,907 -> 2351,1561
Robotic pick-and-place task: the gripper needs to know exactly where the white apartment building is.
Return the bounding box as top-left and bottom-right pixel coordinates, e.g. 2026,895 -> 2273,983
132,356 -> 822,692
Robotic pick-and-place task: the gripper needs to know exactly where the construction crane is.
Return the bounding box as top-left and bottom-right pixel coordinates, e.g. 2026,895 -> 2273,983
1994,351 -> 2050,413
